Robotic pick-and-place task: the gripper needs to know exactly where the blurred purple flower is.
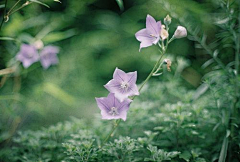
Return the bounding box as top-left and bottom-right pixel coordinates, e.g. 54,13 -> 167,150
40,46 -> 59,69
95,93 -> 132,121
104,68 -> 139,102
16,44 -> 39,68
135,14 -> 162,51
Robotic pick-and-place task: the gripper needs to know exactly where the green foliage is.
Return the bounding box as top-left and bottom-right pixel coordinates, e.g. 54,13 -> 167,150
144,145 -> 180,161
100,136 -> 142,162
62,130 -> 98,162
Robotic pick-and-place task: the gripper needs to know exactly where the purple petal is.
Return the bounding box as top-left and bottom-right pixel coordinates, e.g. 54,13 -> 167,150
139,41 -> 153,51
40,45 -> 59,69
129,84 -> 139,96
126,71 -> 137,84
114,92 -> 129,103
157,21 -> 162,34
16,44 -> 39,68
95,93 -> 131,121
117,99 -> 132,121
146,14 -> 159,36
135,29 -> 155,42
135,29 -> 159,51
113,68 -> 128,81
95,97 -> 111,112
22,59 -> 33,68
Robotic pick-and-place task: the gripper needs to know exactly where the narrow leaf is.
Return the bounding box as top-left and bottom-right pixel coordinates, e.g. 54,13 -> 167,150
193,83 -> 209,100
116,0 -> 124,11
0,4 -> 5,9
0,37 -> 16,41
218,137 -> 228,162
29,0 -> 50,8
201,58 -> 214,69
54,0 -> 61,3
43,83 -> 76,106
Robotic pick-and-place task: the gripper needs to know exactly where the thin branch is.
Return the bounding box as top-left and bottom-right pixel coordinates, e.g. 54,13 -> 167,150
0,0 -> 8,30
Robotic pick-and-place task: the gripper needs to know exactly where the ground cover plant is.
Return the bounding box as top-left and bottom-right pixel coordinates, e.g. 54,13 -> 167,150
0,0 -> 239,161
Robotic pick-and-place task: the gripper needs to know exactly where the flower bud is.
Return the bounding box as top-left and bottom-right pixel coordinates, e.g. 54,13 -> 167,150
164,59 -> 172,71
174,26 -> 187,38
160,25 -> 169,40
164,15 -> 171,25
33,40 -> 44,50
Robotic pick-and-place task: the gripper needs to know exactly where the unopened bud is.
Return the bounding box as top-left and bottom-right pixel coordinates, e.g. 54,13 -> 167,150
33,40 -> 44,50
174,26 -> 187,38
164,59 -> 172,72
160,25 -> 169,40
164,15 -> 171,25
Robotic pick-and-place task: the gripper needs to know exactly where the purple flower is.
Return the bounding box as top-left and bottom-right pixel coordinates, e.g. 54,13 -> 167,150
40,46 -> 59,69
104,68 -> 139,102
135,14 -> 162,51
95,93 -> 132,121
16,44 -> 39,68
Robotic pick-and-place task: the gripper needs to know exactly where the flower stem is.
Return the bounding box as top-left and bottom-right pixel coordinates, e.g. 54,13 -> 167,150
103,119 -> 121,144
138,52 -> 165,92
0,67 -> 15,76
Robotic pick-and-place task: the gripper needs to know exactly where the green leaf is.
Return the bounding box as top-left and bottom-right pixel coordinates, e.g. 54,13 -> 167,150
218,137 -> 228,162
0,37 -> 16,41
193,83 -> 209,100
42,29 -> 77,43
54,0 -> 61,3
29,0 -> 50,8
179,151 -> 191,162
116,0 -> 124,11
226,130 -> 230,138
0,4 -> 5,9
195,158 -> 206,162
43,82 -> 77,106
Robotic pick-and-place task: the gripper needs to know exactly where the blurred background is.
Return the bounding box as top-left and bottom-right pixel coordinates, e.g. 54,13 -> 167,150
0,0 -> 236,142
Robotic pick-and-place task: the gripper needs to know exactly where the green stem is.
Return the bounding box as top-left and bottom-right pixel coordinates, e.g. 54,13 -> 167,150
0,67 -> 15,76
7,0 -> 21,16
0,0 -> 8,30
138,52 -> 165,92
103,119 -> 121,144
8,1 -> 32,16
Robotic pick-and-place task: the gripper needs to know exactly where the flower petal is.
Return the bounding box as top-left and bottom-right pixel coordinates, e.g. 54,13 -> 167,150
139,40 -> 154,51
157,21 -> 162,35
129,84 -> 139,96
113,68 -> 128,81
117,98 -> 132,121
146,14 -> 159,36
126,71 -> 137,84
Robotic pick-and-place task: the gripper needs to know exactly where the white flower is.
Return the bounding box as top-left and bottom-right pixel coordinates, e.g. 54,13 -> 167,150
174,26 -> 187,38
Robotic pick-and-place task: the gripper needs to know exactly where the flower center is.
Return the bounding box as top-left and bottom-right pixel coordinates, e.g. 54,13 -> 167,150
27,52 -> 33,58
120,82 -> 129,90
150,34 -> 157,38
109,107 -> 119,116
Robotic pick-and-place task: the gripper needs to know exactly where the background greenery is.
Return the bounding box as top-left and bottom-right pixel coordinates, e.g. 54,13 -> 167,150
0,0 -> 239,161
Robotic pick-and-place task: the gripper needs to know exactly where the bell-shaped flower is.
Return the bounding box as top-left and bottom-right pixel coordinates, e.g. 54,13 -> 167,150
135,14 -> 162,51
174,26 -> 187,38
95,93 -> 132,121
104,68 -> 139,102
40,46 -> 59,69
16,44 -> 39,68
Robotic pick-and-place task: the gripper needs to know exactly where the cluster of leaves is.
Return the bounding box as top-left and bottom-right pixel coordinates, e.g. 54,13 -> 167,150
2,79 -> 220,162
